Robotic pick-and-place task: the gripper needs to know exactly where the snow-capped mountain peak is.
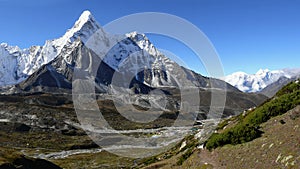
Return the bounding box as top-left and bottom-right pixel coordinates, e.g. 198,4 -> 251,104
62,10 -> 100,44
125,31 -> 160,57
0,10 -> 102,87
256,68 -> 269,75
74,10 -> 94,29
21,10 -> 101,75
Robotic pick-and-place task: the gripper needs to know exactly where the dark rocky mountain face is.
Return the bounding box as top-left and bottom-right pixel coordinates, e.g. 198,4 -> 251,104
13,39 -> 156,94
259,75 -> 300,97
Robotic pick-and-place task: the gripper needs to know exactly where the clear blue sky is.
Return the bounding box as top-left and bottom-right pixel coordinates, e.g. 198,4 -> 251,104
1,0 -> 300,76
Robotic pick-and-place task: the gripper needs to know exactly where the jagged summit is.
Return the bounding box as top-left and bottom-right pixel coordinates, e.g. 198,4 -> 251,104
125,31 -> 159,57
64,10 -> 101,43
256,68 -> 270,75
77,10 -> 94,24
54,10 -> 100,50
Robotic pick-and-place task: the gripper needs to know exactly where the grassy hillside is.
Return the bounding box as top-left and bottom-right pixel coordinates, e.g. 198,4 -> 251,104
205,79 -> 300,150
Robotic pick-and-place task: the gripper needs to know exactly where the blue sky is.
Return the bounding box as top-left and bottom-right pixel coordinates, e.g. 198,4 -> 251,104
0,0 -> 299,76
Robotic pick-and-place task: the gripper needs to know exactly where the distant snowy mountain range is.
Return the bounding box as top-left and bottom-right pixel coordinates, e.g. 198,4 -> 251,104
222,68 -> 300,93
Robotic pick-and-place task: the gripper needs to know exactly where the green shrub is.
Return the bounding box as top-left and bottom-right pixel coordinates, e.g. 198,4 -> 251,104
142,156 -> 158,165
276,80 -> 300,97
177,148 -> 194,165
206,124 -> 262,150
